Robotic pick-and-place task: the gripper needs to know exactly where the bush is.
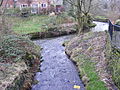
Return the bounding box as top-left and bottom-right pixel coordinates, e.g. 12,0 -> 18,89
5,8 -> 31,17
108,48 -> 120,89
115,19 -> 120,25
21,8 -> 31,17
94,16 -> 108,22
57,12 -> 75,23
0,35 -> 40,63
5,8 -> 21,16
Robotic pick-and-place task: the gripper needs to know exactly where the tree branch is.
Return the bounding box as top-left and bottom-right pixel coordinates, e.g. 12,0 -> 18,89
65,0 -> 78,7
0,0 -> 3,7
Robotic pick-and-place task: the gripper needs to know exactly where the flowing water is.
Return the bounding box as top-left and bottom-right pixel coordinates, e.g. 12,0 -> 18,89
32,21 -> 108,90
92,21 -> 108,32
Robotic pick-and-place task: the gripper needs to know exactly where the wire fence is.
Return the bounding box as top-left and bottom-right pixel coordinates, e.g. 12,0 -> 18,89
108,20 -> 120,48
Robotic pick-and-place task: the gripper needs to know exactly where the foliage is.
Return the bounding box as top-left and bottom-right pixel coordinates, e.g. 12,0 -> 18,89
65,32 -> 109,89
5,7 -> 31,17
0,34 -> 40,63
5,8 -> 21,16
65,0 -> 93,33
42,12 -> 75,30
108,48 -> 120,89
57,12 -> 75,23
94,16 -> 108,22
20,7 -> 31,17
68,9 -> 76,19
74,55 -> 108,90
9,13 -> 75,34
115,19 -> 120,25
10,15 -> 49,34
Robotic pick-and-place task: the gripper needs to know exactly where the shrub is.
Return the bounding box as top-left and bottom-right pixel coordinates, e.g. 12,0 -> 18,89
94,16 -> 108,22
108,48 -> 120,89
21,8 -> 31,17
5,8 -> 21,16
56,12 -> 75,23
5,8 -> 31,17
115,19 -> 120,25
0,35 -> 40,63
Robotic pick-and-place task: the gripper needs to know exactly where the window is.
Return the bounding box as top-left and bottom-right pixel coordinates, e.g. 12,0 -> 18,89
41,4 -> 46,8
32,4 -> 38,8
21,4 -> 28,8
6,4 -> 10,8
31,4 -> 38,13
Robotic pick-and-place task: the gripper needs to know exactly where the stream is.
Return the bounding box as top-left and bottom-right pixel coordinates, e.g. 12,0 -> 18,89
32,21 -> 108,90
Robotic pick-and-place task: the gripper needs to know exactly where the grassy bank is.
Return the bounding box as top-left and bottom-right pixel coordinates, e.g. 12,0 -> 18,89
74,55 -> 107,90
9,14 -> 75,34
0,14 -> 42,89
94,16 -> 108,22
0,34 -> 41,89
65,32 -> 115,90
108,47 -> 120,89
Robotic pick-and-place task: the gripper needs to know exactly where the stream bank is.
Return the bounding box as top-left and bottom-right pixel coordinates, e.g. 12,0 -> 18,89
64,32 -> 118,90
0,35 -> 41,90
31,21 -> 110,90
27,23 -> 77,40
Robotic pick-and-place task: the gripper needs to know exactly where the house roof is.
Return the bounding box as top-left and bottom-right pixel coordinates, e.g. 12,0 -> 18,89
2,0 -> 63,7
2,0 -> 14,6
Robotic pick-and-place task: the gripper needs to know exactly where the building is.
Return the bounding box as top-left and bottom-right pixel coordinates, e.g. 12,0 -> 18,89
2,0 -> 64,14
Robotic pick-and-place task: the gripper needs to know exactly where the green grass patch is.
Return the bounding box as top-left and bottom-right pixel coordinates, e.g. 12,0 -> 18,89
73,54 -> 108,90
10,13 -> 75,34
11,15 -> 49,34
95,16 -> 107,19
94,16 -> 108,22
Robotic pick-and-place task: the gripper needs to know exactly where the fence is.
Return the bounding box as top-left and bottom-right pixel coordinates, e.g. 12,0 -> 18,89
108,20 -> 120,48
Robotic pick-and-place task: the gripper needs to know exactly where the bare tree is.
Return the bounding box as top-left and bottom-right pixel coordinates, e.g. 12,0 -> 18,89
0,0 -> 10,35
65,0 -> 93,34
0,0 -> 3,7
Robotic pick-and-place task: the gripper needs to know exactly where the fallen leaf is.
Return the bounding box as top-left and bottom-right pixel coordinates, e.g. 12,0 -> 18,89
74,85 -> 80,89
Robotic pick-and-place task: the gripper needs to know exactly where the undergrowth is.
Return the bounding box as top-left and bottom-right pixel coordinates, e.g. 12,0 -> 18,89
74,54 -> 108,90
108,48 -> 120,89
0,34 -> 40,63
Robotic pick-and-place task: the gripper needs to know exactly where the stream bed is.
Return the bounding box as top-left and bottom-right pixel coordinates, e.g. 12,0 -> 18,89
32,35 -> 85,90
32,21 -> 108,90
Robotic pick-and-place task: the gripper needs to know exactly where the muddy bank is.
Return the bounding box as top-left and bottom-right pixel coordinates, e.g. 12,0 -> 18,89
27,23 -> 77,40
32,35 -> 85,90
64,32 -> 118,90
